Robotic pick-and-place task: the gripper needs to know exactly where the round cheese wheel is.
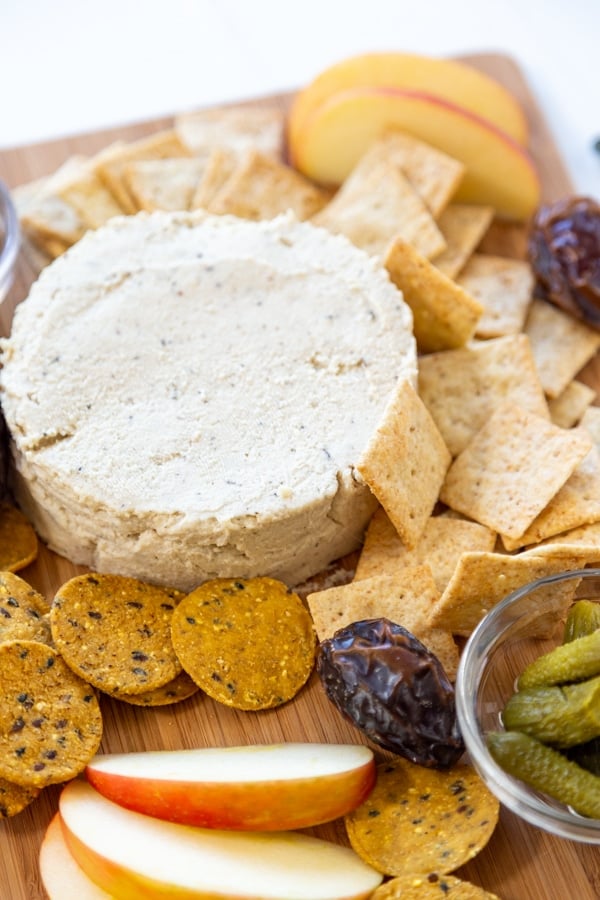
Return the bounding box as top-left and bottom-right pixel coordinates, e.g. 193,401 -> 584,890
1,212 -> 416,590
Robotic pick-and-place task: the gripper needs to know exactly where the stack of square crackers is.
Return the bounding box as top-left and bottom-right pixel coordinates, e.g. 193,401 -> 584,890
11,105 -> 600,678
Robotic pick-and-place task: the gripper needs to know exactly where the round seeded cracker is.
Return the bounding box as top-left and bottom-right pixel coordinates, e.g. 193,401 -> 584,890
0,640 -> 102,788
50,574 -> 184,695
113,670 -> 200,707
0,503 -> 38,572
0,776 -> 40,818
0,572 -> 52,646
371,873 -> 500,899
171,577 -> 316,710
345,758 -> 499,877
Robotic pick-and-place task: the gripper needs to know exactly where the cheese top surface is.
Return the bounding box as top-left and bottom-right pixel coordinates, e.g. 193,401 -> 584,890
1,212 -> 416,588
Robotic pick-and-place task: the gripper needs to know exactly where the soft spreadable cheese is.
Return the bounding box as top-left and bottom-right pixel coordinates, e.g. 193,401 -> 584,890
0,212 -> 416,590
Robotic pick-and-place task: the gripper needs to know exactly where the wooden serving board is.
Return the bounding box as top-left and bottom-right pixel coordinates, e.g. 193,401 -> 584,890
1,54 -> 599,900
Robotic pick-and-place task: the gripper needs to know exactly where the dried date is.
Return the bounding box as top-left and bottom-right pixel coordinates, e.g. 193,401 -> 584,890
316,618 -> 464,769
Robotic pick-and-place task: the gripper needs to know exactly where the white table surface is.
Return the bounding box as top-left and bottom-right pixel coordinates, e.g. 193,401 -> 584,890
1,0 -> 599,197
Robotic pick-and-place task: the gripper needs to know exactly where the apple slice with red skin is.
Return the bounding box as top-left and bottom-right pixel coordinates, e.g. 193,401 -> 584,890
85,742 -> 375,830
39,813 -> 112,899
291,87 -> 540,222
59,779 -> 383,900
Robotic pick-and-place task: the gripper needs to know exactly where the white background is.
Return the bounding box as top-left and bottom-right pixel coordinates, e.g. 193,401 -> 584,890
1,0 -> 599,195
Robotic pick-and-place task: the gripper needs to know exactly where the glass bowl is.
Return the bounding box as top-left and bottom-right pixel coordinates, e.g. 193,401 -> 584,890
0,180 -> 19,303
456,567 -> 600,844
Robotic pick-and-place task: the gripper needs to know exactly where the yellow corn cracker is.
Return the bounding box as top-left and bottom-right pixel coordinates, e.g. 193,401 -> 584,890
418,335 -> 549,456
51,574 -> 184,695
171,577 -> 316,711
0,572 -> 51,646
360,131 -> 465,216
0,503 -> 38,572
357,380 -> 451,549
427,551 -> 583,637
0,777 -> 40,818
355,509 -> 496,594
457,253 -> 534,338
371,874 -> 500,900
0,640 -> 102,788
440,403 -> 592,540
210,150 -> 329,221
345,758 -> 498,876
548,381 -> 596,429
384,238 -> 482,353
306,565 -> 458,679
433,204 -> 494,279
313,157 -> 446,259
524,299 -> 600,398
124,158 -> 206,212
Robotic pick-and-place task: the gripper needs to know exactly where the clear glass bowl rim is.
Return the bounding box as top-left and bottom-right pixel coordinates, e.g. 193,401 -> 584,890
0,179 -> 20,297
455,567 -> 600,843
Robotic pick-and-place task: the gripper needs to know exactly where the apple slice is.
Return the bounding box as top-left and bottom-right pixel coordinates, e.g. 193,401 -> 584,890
85,742 -> 375,830
39,814 -> 112,899
293,87 -> 540,221
287,51 -> 529,150
59,779 -> 383,900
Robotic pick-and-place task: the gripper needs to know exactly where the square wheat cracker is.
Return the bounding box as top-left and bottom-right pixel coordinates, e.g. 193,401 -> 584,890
209,151 -> 329,221
313,156 -> 446,259
124,158 -> 206,212
548,381 -> 596,428
418,335 -> 549,456
581,406 -> 600,445
502,443 -> 600,550
524,298 -> 600,398
427,551 -> 584,637
357,380 -> 451,548
94,130 -> 191,214
175,106 -> 284,160
440,402 -> 592,540
456,253 -> 534,338
357,131 -> 465,216
191,149 -> 237,210
18,156 -> 90,251
432,205 -> 494,279
355,507 -> 496,593
307,565 -> 459,679
384,238 -> 483,353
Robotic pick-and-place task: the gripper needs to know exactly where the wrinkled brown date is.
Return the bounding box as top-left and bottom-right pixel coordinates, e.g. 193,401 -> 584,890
528,196 -> 600,328
316,618 -> 464,769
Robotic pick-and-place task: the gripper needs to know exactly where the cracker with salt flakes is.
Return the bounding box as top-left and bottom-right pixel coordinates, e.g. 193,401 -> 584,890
440,403 -> 592,541
357,380 -> 451,549
456,253 -> 534,338
94,130 -> 191,214
524,298 -> 600,398
210,150 -> 329,221
355,507 -> 495,594
124,158 -> 206,212
384,238 -> 483,353
418,334 -> 549,456
175,105 -> 284,160
359,131 -> 465,217
306,565 -> 458,679
548,380 -> 596,429
432,204 -> 494,279
191,148 -> 237,210
502,443 -> 600,550
313,156 -> 446,259
427,551 -> 584,637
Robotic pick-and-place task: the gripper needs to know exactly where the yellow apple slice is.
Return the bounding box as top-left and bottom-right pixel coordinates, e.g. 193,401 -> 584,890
294,88 -> 540,221
85,742 -> 375,830
39,814 -> 112,899
59,779 -> 383,900
288,52 -> 529,150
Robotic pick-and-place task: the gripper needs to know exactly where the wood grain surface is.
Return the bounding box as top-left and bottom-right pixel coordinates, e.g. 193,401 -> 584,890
1,54 -> 599,900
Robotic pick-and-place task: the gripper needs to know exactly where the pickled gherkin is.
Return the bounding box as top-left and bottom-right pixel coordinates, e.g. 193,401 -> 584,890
563,599 -> 600,643
488,731 -> 600,819
567,736 -> 600,776
502,675 -> 600,748
518,629 -> 600,689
